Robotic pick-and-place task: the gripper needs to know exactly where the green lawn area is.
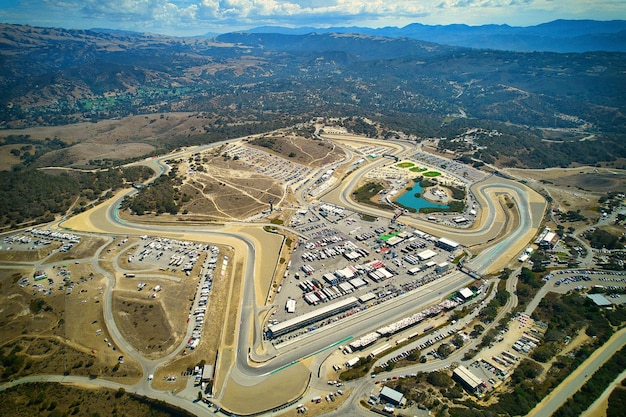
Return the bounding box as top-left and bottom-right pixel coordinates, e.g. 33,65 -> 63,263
397,161 -> 415,168
423,171 -> 442,177
379,230 -> 401,241
409,166 -> 427,172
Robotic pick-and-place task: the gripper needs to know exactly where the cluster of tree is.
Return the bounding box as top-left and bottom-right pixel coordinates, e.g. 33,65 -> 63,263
416,200 -> 466,214
481,359 -> 544,416
448,185 -> 466,201
555,209 -> 588,223
340,117 -> 378,138
535,292 -> 615,356
606,381 -> 626,417
515,267 -> 546,309
585,228 -> 624,250
250,136 -> 277,150
597,250 -> 626,271
339,356 -> 373,381
352,182 -> 388,210
599,192 -> 626,215
1,135 -> 72,167
0,166 -> 153,228
437,118 -> 626,169
121,173 -> 180,215
478,279 -> 510,323
0,381 -> 196,417
0,345 -> 25,380
385,370 -> 462,408
554,346 -> 626,417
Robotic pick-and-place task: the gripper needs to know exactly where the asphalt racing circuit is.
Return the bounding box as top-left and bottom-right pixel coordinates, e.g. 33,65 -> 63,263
7,136 -> 551,416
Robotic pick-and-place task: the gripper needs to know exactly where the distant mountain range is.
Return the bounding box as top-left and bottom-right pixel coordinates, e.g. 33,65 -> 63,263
241,19 -> 626,53
1,22 -> 625,170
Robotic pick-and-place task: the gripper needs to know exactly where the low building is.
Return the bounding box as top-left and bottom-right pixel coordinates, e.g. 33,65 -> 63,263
417,249 -> 437,261
379,386 -> 405,406
453,365 -> 483,394
33,270 -> 47,281
436,237 -> 460,251
358,292 -> 377,303
435,262 -> 450,273
539,232 -> 560,249
470,280 -> 485,293
386,236 -> 404,246
587,294 -> 612,307
458,287 -> 474,301
267,297 -> 359,338
349,277 -> 367,289
323,272 -> 338,286
201,364 -> 214,382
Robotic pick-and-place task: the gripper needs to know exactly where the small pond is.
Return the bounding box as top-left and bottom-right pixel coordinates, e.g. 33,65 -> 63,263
395,183 -> 449,211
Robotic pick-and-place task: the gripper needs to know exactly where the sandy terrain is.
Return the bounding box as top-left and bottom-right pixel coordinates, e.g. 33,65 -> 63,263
507,166 -> 626,218
0,244 -> 142,383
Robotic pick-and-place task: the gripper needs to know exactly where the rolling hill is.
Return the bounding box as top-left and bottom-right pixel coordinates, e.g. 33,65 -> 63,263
0,22 -> 625,170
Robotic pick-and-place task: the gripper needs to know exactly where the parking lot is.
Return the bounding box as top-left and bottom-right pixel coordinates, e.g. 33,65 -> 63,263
268,201 -> 463,343
223,143 -> 314,189
549,269 -> 626,304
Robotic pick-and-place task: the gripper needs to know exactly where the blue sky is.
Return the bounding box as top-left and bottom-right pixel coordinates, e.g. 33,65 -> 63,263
0,0 -> 624,36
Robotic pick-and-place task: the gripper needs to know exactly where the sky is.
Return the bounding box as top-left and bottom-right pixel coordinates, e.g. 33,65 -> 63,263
0,0 -> 624,36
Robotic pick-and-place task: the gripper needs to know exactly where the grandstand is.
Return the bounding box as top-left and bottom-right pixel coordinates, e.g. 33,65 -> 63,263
267,297 -> 358,338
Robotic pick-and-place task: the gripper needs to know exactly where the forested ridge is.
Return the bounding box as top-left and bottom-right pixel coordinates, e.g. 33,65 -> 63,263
0,166 -> 153,228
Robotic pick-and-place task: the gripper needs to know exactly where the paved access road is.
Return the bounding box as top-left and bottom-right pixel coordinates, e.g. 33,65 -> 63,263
527,328 -> 626,417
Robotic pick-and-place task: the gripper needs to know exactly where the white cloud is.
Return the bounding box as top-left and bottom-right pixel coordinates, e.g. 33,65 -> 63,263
3,0 -> 625,35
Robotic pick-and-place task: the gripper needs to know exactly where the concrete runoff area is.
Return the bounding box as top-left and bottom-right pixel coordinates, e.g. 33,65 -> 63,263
218,361 -> 310,414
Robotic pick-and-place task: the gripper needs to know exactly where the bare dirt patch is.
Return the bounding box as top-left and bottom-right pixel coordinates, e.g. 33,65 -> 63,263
0,244 -> 142,383
507,167 -> 626,216
0,144 -> 26,170
0,112 -> 227,168
0,381 -> 193,417
124,137 -> 327,223
37,142 -> 155,168
0,112 -> 207,147
112,294 -> 179,358
248,133 -> 345,168
0,242 -> 61,263
1,336 -> 140,381
179,155 -> 285,221
46,236 -> 109,263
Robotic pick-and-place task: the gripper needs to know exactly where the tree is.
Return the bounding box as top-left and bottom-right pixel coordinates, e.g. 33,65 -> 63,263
427,371 -> 453,388
437,343 -> 452,358
452,334 -> 465,348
